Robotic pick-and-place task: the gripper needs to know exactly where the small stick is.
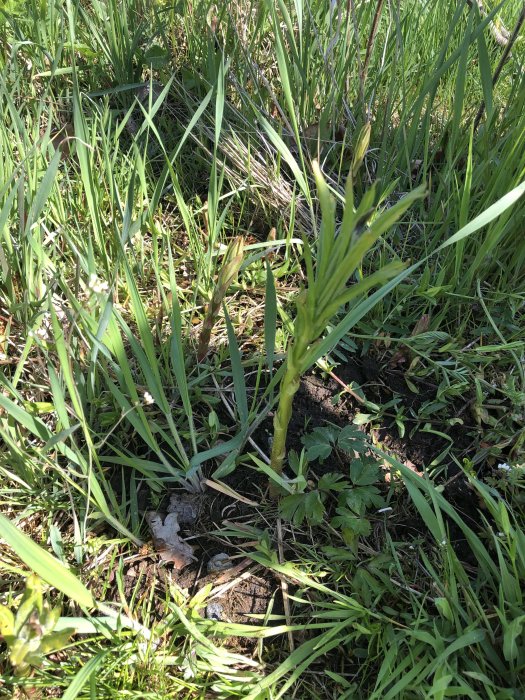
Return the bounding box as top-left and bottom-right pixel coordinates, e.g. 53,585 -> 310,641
208,559 -> 256,594
327,368 -> 368,404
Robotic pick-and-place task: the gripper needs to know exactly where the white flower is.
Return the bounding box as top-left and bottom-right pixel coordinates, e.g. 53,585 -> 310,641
143,391 -> 155,405
88,274 -> 109,295
498,463 -> 511,472
497,532 -> 505,537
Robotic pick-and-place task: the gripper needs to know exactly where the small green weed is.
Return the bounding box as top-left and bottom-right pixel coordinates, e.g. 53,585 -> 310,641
277,425 -> 385,551
0,575 -> 74,676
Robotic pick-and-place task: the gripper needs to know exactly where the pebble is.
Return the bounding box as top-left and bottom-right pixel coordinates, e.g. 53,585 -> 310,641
207,552 -> 233,574
206,602 -> 224,621
167,494 -> 199,524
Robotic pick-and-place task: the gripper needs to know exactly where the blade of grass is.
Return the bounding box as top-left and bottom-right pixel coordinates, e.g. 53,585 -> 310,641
0,513 -> 95,608
224,306 -> 248,427
264,261 -> 277,375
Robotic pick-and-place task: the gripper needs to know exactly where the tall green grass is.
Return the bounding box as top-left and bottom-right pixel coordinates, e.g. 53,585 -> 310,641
0,0 -> 524,696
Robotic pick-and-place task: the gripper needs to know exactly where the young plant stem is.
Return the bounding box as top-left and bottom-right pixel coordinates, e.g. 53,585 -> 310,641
270,335 -> 309,478
266,156 -> 426,497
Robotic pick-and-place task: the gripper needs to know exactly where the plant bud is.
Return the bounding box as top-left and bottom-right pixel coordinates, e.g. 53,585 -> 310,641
351,121 -> 371,178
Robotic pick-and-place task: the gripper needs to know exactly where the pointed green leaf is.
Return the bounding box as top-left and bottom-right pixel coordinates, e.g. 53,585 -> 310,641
0,514 -> 94,609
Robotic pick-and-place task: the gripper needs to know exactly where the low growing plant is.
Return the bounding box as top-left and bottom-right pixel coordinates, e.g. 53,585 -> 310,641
0,575 -> 74,676
266,424 -> 386,549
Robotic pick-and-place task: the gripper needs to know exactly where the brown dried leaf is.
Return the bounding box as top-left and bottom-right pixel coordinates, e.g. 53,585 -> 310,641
145,512 -> 195,569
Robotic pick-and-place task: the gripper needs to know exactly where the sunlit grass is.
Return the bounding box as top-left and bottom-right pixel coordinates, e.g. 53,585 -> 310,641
0,0 -> 524,696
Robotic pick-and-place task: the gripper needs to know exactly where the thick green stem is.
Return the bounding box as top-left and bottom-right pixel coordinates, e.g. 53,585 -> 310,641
269,326 -> 311,492
266,162 -> 425,499
268,289 -> 312,495
270,360 -> 301,478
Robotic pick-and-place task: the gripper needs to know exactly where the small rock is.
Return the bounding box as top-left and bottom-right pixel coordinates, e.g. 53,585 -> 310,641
167,494 -> 199,525
207,553 -> 232,574
206,602 -> 224,621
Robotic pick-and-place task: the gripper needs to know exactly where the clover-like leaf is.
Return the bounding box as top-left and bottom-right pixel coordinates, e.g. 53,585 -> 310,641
318,472 -> 349,493
301,426 -> 338,463
337,424 -> 368,454
280,491 -> 326,526
341,485 -> 384,515
331,509 -> 372,548
350,458 -> 382,486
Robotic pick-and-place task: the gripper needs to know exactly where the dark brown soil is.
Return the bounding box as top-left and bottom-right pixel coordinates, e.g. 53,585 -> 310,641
346,357 -> 476,468
242,354 -> 487,567
127,488 -> 282,632
173,497 -> 280,625
251,356 -> 476,476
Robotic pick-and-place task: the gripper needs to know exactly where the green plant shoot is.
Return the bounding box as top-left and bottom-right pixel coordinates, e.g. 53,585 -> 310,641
197,236 -> 244,362
269,156 -> 426,483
